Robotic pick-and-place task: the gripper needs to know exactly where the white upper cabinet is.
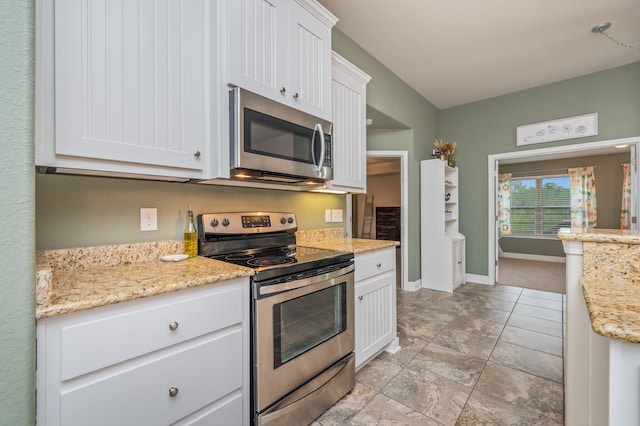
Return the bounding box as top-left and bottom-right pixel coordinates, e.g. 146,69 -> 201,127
36,0 -> 229,180
325,52 -> 371,193
227,0 -> 337,120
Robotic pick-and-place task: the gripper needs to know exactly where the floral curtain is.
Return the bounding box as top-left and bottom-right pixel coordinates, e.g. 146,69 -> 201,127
498,173 -> 512,235
568,166 -> 597,231
620,163 -> 631,229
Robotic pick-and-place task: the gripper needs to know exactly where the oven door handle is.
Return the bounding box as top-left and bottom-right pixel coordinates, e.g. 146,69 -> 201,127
259,264 -> 354,296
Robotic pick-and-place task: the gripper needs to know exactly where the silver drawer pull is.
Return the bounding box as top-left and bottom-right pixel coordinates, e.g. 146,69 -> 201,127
376,263 -> 382,268
280,87 -> 286,94
193,150 -> 201,158
169,322 -> 179,331
169,387 -> 179,398
358,296 -> 363,301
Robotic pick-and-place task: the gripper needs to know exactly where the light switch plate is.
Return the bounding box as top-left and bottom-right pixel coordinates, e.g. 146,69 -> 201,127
325,209 -> 332,223
331,209 -> 343,223
140,208 -> 157,231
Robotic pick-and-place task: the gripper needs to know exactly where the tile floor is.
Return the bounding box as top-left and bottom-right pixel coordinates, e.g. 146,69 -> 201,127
313,283 -> 565,425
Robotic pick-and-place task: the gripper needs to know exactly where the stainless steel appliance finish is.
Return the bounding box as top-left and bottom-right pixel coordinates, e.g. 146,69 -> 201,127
197,212 -> 355,425
229,87 -> 333,185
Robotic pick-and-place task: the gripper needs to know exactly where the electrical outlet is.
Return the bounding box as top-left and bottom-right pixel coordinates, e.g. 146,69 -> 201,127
331,209 -> 343,223
325,209 -> 332,223
140,208 -> 157,231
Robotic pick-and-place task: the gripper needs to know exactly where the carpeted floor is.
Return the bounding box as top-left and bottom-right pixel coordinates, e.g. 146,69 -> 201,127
497,257 -> 566,294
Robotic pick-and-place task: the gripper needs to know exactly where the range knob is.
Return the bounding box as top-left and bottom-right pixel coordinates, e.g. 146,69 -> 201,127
221,218 -> 230,227
280,217 -> 287,225
210,219 -> 219,227
287,217 -> 294,224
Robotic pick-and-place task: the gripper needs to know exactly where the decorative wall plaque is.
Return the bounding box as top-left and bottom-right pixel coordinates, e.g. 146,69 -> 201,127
516,113 -> 598,146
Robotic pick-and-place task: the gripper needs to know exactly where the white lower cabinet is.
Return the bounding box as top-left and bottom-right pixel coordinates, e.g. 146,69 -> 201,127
452,238 -> 465,289
36,278 -> 249,426
354,247 -> 399,369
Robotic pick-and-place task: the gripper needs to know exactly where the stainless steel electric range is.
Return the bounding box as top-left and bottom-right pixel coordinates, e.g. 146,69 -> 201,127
197,212 -> 355,426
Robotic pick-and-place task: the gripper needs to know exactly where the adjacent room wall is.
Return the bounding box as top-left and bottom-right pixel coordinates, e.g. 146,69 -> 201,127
499,152 -> 630,257
440,61 -> 640,276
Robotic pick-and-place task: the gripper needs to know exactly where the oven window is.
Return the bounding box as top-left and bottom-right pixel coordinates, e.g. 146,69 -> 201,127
273,282 -> 347,368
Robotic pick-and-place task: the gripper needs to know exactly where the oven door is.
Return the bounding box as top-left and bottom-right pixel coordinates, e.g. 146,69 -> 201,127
253,267 -> 354,414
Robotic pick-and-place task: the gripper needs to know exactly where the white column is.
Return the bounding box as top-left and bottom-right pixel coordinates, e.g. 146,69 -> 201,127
562,239 -> 588,426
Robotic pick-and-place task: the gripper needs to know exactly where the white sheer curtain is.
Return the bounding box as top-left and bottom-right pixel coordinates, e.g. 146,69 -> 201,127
568,166 -> 597,231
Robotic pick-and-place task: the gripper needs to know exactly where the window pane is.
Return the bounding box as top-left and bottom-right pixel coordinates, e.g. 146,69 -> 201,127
509,175 -> 571,235
542,177 -> 570,207
511,179 -> 536,207
511,207 -> 535,234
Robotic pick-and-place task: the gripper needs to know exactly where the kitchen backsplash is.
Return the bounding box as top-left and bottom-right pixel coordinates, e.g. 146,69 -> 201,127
296,228 -> 345,243
36,173 -> 346,250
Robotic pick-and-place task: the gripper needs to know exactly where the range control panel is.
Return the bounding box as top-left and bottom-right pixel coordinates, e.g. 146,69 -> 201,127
198,212 -> 296,234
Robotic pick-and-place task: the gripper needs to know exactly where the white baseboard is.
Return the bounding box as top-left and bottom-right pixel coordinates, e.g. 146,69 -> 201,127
384,336 -> 401,355
500,252 -> 566,263
404,279 -> 422,292
465,274 -> 490,285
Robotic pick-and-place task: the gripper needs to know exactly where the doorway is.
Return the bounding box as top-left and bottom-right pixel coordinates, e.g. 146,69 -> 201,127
349,150 -> 408,291
488,136 -> 640,285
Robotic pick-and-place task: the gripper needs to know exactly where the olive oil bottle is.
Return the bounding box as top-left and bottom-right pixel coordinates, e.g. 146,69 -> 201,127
184,206 -> 198,258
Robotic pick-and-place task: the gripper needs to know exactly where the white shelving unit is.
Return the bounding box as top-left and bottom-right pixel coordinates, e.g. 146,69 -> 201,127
420,159 -> 465,292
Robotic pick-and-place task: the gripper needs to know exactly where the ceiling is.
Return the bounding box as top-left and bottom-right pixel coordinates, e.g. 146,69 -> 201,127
317,0 -> 640,109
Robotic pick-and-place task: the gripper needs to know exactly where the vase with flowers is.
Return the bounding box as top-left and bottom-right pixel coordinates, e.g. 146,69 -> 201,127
434,139 -> 457,167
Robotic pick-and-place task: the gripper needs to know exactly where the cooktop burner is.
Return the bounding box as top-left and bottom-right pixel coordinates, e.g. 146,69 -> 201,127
247,256 -> 296,267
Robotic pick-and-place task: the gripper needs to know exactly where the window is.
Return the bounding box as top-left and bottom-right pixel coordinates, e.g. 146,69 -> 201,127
510,175 -> 571,235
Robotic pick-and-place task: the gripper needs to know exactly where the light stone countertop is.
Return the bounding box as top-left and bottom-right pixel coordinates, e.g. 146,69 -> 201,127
298,238 -> 400,253
559,229 -> 640,344
37,232 -> 397,320
558,228 -> 640,244
582,277 -> 640,343
36,241 -> 253,319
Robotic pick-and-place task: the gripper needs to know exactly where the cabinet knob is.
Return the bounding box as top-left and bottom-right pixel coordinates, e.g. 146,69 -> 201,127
193,150 -> 201,158
280,87 -> 286,94
376,263 -> 382,268
293,92 -> 299,100
169,387 -> 179,398
358,296 -> 363,301
169,321 -> 179,331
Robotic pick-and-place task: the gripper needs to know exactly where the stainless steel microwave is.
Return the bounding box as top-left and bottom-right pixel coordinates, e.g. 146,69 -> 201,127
229,87 -> 332,185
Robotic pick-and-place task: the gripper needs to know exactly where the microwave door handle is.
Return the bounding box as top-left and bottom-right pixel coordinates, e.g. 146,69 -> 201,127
315,123 -> 326,173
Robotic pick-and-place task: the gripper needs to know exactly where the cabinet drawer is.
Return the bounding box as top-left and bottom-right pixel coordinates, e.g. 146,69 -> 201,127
60,285 -> 243,381
60,330 -> 243,426
355,248 -> 395,282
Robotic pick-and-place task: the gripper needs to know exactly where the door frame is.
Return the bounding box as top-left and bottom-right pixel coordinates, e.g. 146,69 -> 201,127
487,136 -> 640,285
347,150 -> 408,290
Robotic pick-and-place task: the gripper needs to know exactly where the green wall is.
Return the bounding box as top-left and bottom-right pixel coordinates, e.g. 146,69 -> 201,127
36,175 -> 345,249
440,62 -> 640,276
0,0 -> 35,423
331,30 -> 439,283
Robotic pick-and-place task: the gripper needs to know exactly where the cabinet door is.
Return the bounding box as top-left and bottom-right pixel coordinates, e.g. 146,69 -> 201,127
54,0 -> 211,172
452,240 -> 465,289
355,274 -> 395,368
61,331 -> 243,426
288,1 -> 332,120
227,0 -> 287,101
326,52 -> 370,193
